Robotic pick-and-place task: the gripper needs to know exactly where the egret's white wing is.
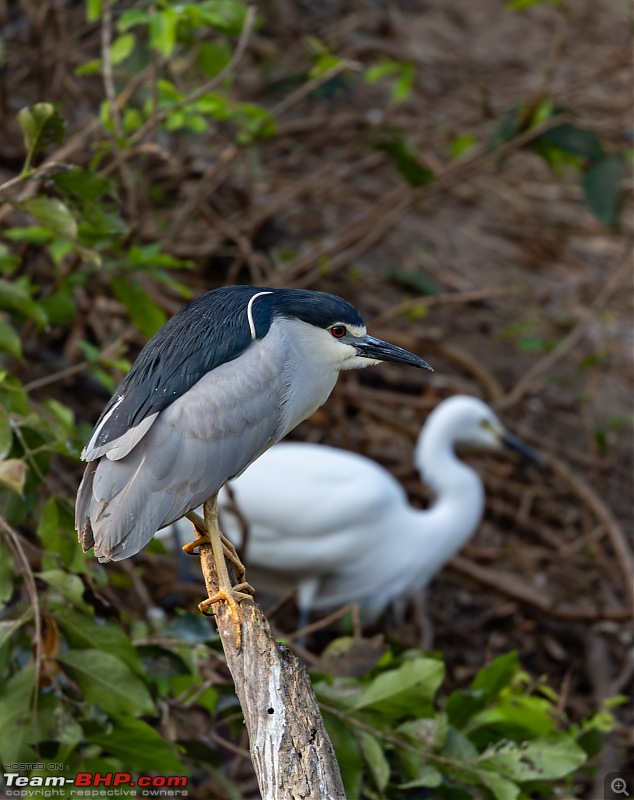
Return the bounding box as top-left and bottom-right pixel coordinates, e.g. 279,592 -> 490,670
218,442 -> 409,575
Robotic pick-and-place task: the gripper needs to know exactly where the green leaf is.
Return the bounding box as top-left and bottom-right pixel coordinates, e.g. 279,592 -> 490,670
39,286 -> 77,325
376,132 -> 435,187
89,716 -> 186,773
57,649 -> 155,717
0,536 -> 18,611
17,103 -> 65,168
3,225 -> 53,244
184,114 -> 208,134
444,726 -> 480,760
0,665 -> 36,763
354,657 -> 444,717
450,134 -> 478,158
123,107 -> 144,132
36,701 -> 85,750
0,608 -> 32,646
166,611 -> 217,643
166,110 -> 186,131
0,320 -> 22,359
358,731 -> 390,791
392,64 -> 414,103
53,166 -> 117,201
0,279 -> 48,326
472,651 -> 519,702
49,238 -> 75,266
470,692 -> 557,739
194,0 -> 247,34
365,60 -> 414,103
397,716 -> 447,751
118,9 -> 150,32
0,458 -> 27,494
506,0 -> 561,8
0,243 -> 20,274
37,569 -> 91,612
195,92 -> 230,120
137,645 -> 191,679
78,198 -> 129,237
539,123 -> 604,160
111,33 -> 135,65
582,157 -> 626,227
323,713 -> 363,799
55,609 -> 143,675
86,0 -> 103,22
44,398 -> 74,430
399,764 -> 443,789
37,495 -> 59,550
126,242 -> 188,269
197,41 -> 231,77
233,102 -> 277,143
111,275 -> 167,338
309,53 -> 343,79
446,689 -> 487,729
37,496 -> 81,569
480,735 -> 587,781
75,58 -> 102,77
365,60 -> 401,84
23,197 -> 77,239
475,769 -> 520,800
0,404 -> 12,459
149,9 -> 178,58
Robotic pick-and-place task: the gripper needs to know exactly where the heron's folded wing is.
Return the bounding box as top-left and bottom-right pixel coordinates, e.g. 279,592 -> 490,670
77,341 -> 284,562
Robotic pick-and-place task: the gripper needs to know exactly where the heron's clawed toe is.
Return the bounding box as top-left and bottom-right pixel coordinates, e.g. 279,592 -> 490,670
199,584 -> 254,648
181,532 -> 208,555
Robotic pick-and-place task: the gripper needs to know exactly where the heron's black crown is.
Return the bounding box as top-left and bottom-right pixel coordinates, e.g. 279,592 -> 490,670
87,286 -> 364,453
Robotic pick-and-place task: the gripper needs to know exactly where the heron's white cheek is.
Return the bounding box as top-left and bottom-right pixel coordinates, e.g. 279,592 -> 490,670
342,355 -> 381,371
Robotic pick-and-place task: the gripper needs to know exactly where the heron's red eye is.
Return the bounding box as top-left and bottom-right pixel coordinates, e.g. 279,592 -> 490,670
330,325 -> 347,339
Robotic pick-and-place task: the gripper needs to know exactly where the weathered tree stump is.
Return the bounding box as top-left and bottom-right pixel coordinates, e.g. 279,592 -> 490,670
196,538 -> 345,800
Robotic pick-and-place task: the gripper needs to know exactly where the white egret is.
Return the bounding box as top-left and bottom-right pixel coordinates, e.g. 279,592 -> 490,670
162,395 -> 537,625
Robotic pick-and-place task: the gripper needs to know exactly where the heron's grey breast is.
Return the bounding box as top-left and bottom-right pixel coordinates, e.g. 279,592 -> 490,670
272,318 -> 340,439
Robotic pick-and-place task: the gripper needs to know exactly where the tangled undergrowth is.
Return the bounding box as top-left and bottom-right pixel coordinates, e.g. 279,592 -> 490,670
0,1 -> 631,798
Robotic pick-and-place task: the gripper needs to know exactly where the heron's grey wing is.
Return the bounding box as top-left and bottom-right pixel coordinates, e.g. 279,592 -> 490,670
80,287 -> 271,461
77,340 -> 285,562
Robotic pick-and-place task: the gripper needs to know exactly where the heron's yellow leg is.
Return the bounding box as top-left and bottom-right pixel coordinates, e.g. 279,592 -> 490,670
184,498 -> 254,648
183,511 -> 247,580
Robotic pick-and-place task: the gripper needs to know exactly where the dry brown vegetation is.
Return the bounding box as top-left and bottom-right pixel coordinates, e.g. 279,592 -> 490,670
1,0 -> 632,797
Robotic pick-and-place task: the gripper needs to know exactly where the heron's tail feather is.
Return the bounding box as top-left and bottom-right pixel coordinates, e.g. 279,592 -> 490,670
76,460 -> 97,552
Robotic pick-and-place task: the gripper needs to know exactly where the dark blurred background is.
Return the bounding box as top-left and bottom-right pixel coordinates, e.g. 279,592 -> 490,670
0,0 -> 632,797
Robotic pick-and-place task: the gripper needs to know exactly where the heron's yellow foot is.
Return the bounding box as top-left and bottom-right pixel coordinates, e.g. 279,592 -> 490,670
182,532 -> 207,555
199,583 -> 255,648
182,531 -> 247,581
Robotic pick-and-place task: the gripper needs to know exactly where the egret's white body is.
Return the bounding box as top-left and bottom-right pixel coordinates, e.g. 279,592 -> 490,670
165,396 -> 527,621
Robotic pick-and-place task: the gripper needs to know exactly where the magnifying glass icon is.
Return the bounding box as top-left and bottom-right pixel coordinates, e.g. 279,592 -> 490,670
612,778 -> 629,796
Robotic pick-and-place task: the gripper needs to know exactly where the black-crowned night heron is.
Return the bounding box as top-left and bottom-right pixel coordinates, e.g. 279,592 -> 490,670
75,285 -> 431,634
164,395 -> 538,627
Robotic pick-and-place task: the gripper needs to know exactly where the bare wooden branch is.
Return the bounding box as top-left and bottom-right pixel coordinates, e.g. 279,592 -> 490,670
194,536 -> 346,800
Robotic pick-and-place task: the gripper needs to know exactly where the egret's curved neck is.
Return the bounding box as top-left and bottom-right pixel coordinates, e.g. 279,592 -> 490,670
413,424 -> 485,552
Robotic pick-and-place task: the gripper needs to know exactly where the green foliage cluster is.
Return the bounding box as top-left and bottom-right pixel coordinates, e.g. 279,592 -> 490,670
0,0 -> 626,796
314,644 -> 619,799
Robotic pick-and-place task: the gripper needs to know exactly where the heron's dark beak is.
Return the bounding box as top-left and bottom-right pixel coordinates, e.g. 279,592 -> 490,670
501,432 -> 542,467
354,335 -> 433,370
